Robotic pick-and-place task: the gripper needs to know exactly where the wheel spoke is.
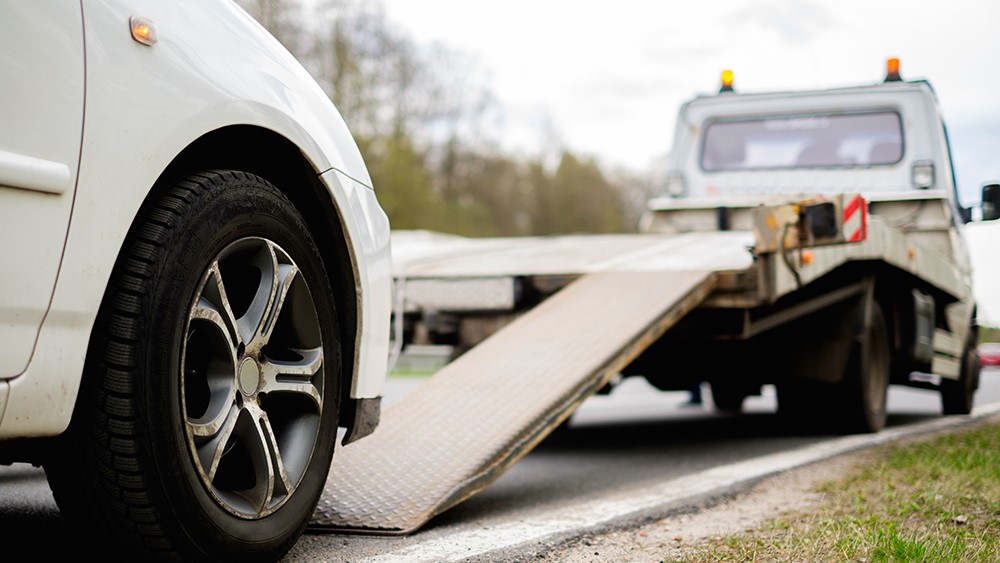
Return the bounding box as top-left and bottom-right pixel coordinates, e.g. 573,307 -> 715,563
196,264 -> 242,348
188,392 -> 239,438
260,262 -> 299,346
189,403 -> 240,483
184,291 -> 238,433
239,404 -> 293,513
259,347 -> 323,411
236,243 -> 298,348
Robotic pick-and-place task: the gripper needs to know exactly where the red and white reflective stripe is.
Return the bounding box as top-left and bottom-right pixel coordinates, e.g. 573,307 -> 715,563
843,194 -> 867,242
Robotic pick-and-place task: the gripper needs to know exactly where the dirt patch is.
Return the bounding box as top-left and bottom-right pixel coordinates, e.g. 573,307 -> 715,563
547,451 -> 873,562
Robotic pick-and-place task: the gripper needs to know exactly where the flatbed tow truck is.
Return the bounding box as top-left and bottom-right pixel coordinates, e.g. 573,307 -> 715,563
308,60 -> 1000,535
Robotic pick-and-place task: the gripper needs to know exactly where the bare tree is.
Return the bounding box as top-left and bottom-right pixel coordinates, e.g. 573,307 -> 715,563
231,0 -> 635,237
233,0 -> 307,58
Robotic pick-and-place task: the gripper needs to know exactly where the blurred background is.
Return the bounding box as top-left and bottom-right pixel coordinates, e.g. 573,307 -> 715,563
234,0 -> 1000,330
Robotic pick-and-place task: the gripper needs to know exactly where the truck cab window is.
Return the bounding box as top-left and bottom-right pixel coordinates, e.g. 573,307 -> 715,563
701,111 -> 903,171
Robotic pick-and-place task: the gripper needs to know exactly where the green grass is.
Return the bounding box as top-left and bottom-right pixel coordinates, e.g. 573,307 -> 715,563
980,325 -> 1000,345
682,420 -> 1000,562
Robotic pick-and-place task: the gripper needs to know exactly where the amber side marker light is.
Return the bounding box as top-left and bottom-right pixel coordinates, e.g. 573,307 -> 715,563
884,57 -> 901,82
719,69 -> 735,93
801,249 -> 815,266
130,16 -> 158,46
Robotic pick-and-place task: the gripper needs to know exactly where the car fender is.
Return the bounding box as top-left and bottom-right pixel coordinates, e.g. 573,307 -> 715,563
0,0 -> 390,438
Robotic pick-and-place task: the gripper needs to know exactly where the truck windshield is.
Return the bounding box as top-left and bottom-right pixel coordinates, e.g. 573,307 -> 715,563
701,111 -> 903,171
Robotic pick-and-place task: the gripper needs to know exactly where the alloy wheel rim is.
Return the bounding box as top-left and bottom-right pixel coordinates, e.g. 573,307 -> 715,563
180,237 -> 324,518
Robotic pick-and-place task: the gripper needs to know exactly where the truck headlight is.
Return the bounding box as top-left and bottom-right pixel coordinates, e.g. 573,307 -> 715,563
911,160 -> 935,189
664,173 -> 686,197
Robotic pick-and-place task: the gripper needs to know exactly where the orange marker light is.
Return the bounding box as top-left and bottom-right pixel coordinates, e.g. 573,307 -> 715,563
720,69 -> 734,93
885,57 -> 901,82
801,249 -> 814,266
130,16 -> 158,46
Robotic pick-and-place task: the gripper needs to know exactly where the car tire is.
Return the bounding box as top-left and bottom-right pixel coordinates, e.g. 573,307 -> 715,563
44,170 -> 341,562
941,326 -> 980,415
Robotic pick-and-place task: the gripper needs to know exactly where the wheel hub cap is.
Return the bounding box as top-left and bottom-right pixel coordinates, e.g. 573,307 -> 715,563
238,357 -> 261,396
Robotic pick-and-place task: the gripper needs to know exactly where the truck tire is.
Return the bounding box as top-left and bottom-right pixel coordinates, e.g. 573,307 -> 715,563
836,301 -> 889,433
44,170 -> 341,561
941,328 -> 980,415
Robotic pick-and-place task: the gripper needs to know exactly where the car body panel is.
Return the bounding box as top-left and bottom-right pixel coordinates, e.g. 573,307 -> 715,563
330,169 -> 393,398
0,0 -> 390,438
0,2 -> 85,377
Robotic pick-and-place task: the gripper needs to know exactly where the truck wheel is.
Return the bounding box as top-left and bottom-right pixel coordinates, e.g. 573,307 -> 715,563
44,170 -> 341,561
941,329 -> 980,415
836,301 -> 889,433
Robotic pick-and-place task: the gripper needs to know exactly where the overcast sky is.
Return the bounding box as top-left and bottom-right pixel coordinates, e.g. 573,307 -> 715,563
380,0 -> 1000,208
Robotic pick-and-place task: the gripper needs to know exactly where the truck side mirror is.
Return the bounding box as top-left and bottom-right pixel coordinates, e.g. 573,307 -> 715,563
983,183 -> 1000,221
959,206 -> 973,224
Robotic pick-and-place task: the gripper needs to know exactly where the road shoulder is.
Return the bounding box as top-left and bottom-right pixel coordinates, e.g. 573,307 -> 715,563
547,412 -> 1000,562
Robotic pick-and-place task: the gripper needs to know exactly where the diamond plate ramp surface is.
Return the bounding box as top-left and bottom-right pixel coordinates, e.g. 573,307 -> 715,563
310,270 -> 716,534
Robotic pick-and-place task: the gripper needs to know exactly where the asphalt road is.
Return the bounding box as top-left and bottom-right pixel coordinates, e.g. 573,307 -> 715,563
2,369 -> 998,561
288,368 -> 1000,562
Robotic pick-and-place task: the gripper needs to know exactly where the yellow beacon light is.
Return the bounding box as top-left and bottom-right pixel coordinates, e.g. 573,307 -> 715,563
884,57 -> 901,82
720,69 -> 735,93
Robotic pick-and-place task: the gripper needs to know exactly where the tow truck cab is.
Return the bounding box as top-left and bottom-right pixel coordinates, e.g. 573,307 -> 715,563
655,59 -> 1000,224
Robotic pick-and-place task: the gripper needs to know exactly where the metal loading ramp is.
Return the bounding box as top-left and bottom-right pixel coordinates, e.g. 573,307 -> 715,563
310,269 -> 716,534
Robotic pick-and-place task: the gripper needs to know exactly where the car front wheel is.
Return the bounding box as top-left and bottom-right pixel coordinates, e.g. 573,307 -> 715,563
45,170 -> 341,562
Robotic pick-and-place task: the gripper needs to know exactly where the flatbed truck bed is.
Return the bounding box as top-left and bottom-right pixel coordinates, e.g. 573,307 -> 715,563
309,191 -> 974,533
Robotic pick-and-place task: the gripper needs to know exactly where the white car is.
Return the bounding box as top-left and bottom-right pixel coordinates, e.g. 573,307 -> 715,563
0,1 -> 391,560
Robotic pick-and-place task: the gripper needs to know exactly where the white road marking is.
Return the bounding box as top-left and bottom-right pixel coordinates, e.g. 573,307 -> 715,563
361,401 -> 1000,563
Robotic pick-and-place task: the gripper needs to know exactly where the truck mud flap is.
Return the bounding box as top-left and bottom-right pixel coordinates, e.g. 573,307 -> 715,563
309,270 -> 716,534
